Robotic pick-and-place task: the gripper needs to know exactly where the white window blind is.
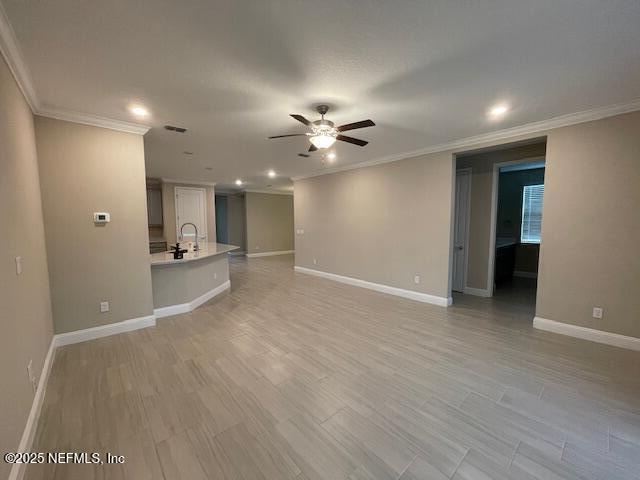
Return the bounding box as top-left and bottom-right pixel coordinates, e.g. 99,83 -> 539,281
521,184 -> 544,244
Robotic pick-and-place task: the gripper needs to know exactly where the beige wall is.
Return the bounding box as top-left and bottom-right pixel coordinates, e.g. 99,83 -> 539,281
537,111 -> 640,337
162,182 -> 216,246
294,152 -> 455,298
0,55 -> 54,478
35,116 -> 154,334
456,142 -> 547,289
245,192 -> 294,254
295,111 -> 640,339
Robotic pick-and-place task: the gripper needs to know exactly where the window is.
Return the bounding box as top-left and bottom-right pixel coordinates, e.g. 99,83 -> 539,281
521,184 -> 544,243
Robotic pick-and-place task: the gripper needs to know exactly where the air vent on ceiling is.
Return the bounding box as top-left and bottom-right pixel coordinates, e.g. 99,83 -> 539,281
164,125 -> 187,133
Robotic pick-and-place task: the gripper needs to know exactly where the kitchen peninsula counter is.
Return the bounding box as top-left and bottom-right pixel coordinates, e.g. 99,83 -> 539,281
150,242 -> 239,318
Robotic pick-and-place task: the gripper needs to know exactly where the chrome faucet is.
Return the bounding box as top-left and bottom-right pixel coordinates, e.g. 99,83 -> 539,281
179,222 -> 200,251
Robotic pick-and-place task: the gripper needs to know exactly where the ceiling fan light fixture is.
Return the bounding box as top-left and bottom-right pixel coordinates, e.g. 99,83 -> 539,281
310,134 -> 337,149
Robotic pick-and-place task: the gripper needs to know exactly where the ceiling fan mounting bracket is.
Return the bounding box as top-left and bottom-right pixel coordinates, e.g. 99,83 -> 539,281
316,104 -> 330,116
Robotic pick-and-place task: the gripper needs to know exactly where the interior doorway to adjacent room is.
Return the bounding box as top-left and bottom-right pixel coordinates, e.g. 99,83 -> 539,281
451,140 -> 547,319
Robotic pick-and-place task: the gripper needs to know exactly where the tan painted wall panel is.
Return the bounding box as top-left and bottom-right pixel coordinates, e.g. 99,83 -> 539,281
35,116 -> 154,333
0,55 -> 53,478
245,192 -> 294,254
294,152 -> 454,298
537,111 -> 640,337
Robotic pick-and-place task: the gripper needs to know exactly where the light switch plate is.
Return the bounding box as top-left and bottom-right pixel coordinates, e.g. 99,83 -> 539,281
15,256 -> 22,275
592,307 -> 603,319
100,301 -> 110,313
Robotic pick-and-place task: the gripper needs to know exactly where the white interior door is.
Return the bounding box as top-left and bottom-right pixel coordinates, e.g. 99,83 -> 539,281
175,187 -> 207,244
452,169 -> 471,292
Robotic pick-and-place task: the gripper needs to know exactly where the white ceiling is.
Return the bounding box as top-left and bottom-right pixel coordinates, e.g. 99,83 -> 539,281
3,0 -> 640,191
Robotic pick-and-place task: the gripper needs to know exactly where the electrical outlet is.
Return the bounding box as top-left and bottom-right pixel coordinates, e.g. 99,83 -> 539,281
256,245 -> 260,250
214,273 -> 218,279
15,256 -> 22,275
100,301 -> 110,313
313,258 -> 318,265
297,229 -> 304,235
414,274 -> 421,284
592,307 -> 603,319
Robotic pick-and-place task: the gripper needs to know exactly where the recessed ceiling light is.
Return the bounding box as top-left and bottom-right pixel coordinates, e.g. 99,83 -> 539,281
488,104 -> 509,118
129,104 -> 149,117
205,167 -> 213,171
327,152 -> 336,160
268,170 -> 276,178
235,179 -> 243,186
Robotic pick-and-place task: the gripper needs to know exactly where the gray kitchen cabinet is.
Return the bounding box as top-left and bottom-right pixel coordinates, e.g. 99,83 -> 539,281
147,188 -> 163,226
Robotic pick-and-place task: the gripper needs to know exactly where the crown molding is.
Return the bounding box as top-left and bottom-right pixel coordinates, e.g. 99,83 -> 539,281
37,107 -> 150,135
1,3 -> 150,135
292,98 -> 640,181
0,0 -> 37,110
161,178 -> 216,187
243,189 -> 294,196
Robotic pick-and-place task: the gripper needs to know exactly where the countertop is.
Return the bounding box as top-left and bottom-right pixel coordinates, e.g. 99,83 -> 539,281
150,242 -> 239,266
495,237 -> 518,248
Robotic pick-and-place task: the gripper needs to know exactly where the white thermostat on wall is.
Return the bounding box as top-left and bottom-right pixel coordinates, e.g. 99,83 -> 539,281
93,212 -> 110,223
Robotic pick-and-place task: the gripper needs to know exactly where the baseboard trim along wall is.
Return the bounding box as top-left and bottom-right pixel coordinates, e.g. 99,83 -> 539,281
10,286 -> 233,479
246,250 -> 295,258
294,266 -> 452,307
154,280 -> 231,319
9,339 -> 56,480
533,316 -> 640,351
463,286 -> 492,297
54,315 -> 156,347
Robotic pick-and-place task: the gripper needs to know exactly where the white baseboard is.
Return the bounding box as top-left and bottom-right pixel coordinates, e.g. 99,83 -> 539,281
246,250 -> 295,258
533,316 -> 640,351
9,310 -> 164,479
54,315 -> 156,347
9,338 -> 56,480
463,286 -> 492,297
154,280 -> 230,319
294,266 -> 451,307
514,270 -> 538,279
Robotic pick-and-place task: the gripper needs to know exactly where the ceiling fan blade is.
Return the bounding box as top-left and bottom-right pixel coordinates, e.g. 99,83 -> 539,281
298,153 -> 310,158
337,119 -> 375,132
290,114 -> 312,126
308,144 -> 318,152
337,134 -> 368,147
268,134 -> 308,139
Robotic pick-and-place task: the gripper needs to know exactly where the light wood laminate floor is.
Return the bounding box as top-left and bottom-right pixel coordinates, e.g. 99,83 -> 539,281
26,255 -> 640,479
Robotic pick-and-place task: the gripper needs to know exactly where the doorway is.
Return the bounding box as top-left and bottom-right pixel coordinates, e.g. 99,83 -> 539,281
452,168 -> 471,292
175,187 -> 208,243
490,160 -> 545,298
214,192 -> 247,254
215,195 -> 229,244
452,140 -> 547,320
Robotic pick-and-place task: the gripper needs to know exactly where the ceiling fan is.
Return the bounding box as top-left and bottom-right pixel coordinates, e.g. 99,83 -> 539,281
268,105 -> 375,157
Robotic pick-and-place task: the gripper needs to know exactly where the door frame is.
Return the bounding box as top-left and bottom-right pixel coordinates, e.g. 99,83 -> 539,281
175,186 -> 208,243
487,156 -> 545,297
453,167 -> 472,293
